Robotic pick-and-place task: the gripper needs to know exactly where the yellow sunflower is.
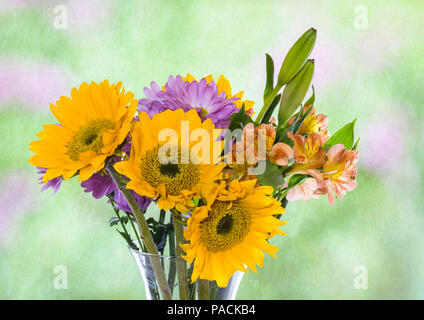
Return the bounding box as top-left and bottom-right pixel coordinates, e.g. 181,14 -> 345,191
181,179 -> 286,287
29,80 -> 137,182
114,109 -> 225,212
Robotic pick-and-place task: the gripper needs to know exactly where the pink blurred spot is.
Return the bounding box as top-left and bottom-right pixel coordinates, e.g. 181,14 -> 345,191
0,58 -> 73,112
355,27 -> 405,72
0,172 -> 36,246
359,110 -> 406,173
313,37 -> 350,88
0,0 -> 34,11
67,0 -> 113,31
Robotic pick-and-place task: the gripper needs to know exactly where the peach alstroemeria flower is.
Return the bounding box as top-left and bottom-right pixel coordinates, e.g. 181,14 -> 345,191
285,169 -> 322,202
230,123 -> 292,171
269,142 -> 293,166
316,144 -> 359,205
289,105 -> 329,144
245,123 -> 292,166
286,178 -> 319,202
241,123 -> 275,155
287,132 -> 326,172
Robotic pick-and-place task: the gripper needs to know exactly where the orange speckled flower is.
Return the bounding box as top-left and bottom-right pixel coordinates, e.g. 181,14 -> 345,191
228,123 -> 293,178
287,132 -> 326,173
316,144 -> 359,205
289,105 -> 329,144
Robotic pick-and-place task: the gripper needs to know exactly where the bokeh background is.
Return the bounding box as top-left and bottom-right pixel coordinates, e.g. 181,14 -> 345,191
0,0 -> 423,299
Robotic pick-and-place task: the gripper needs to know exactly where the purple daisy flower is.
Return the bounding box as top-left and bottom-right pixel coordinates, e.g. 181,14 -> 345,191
81,172 -> 151,213
138,75 -> 240,128
37,167 -> 62,194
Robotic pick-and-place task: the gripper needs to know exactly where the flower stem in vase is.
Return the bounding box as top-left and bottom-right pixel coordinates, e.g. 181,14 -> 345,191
105,161 -> 172,300
197,279 -> 210,300
171,210 -> 189,300
167,226 -> 177,296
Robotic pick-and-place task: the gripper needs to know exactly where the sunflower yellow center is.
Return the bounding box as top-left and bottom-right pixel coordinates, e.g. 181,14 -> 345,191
200,200 -> 250,252
140,146 -> 200,196
67,119 -> 114,161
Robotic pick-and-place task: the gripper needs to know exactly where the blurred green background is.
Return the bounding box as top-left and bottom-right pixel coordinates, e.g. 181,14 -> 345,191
0,0 -> 423,299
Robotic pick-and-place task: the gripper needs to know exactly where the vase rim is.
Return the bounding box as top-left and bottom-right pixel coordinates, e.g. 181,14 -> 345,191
129,247 -> 184,260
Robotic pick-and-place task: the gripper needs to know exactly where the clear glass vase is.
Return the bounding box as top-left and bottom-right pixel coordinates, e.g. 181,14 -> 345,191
130,248 -> 244,300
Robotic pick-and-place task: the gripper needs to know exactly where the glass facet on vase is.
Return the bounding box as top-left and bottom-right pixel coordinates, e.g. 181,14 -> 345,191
130,248 -> 162,300
212,271 -> 244,300
130,248 -> 244,300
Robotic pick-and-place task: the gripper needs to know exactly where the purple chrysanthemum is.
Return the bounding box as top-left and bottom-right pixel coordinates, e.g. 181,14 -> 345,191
138,75 -> 240,128
37,167 -> 62,194
81,172 -> 151,213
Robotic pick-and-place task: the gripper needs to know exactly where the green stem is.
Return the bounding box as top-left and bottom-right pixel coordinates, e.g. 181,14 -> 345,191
105,162 -> 172,300
167,226 -> 176,297
159,209 -> 166,224
197,279 -> 210,300
171,210 -> 189,300
110,198 -> 130,236
126,211 -> 144,251
256,84 -> 283,123
187,263 -> 196,300
108,196 -> 138,250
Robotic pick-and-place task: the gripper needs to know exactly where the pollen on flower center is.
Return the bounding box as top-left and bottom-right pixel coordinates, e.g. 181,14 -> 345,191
140,146 -> 200,196
198,107 -> 209,117
67,119 -> 114,161
200,200 -> 251,252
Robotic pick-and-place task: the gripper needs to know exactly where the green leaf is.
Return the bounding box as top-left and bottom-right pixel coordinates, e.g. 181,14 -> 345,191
304,85 -> 315,106
224,104 -> 253,156
277,28 -> 317,85
352,137 -> 360,150
275,105 -> 310,144
322,119 -> 357,151
146,217 -> 169,251
117,230 -> 138,250
277,174 -> 310,200
278,60 -> 315,125
108,217 -> 120,227
256,160 -> 284,188
263,53 -> 275,99
261,93 -> 281,124
191,198 -> 200,207
228,104 -> 253,131
287,174 -> 310,188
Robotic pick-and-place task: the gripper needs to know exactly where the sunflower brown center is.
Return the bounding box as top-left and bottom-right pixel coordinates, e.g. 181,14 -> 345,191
216,214 -> 233,235
200,200 -> 250,252
140,145 -> 200,196
159,163 -> 180,177
67,119 -> 114,161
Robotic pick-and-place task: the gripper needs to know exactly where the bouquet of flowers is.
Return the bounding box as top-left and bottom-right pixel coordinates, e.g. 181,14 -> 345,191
28,28 -> 359,300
